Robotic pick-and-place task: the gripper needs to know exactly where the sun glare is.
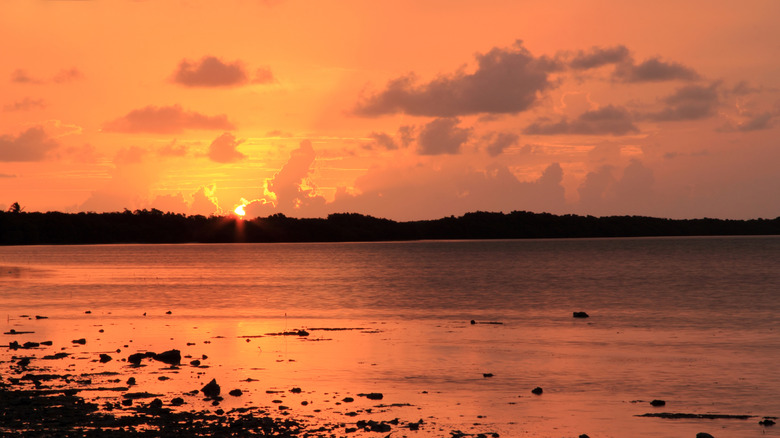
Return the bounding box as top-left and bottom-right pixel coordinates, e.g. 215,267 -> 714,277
234,204 -> 246,217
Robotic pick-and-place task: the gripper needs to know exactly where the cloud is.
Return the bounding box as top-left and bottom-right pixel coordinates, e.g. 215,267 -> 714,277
114,146 -> 148,164
646,83 -> 720,121
64,144 -> 100,163
103,104 -> 235,134
365,132 -> 398,150
158,140 -> 189,157
52,68 -> 84,83
484,132 -> 519,156
208,132 -> 247,163
172,56 -> 251,87
3,97 -> 46,112
150,193 -> 189,214
417,118 -> 471,155
0,126 -> 59,162
730,81 -> 761,96
737,112 -> 774,131
613,57 -> 700,82
190,184 -> 222,216
576,160 -> 655,215
354,41 -> 558,117
569,45 -> 631,70
0,173 -> 17,178
524,105 -> 639,136
10,69 -> 42,84
253,67 -> 275,84
251,139 -> 326,214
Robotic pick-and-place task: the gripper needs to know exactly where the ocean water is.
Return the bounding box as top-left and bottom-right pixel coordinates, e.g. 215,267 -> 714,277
2,236 -> 780,437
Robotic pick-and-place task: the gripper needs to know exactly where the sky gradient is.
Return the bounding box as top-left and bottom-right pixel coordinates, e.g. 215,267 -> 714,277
2,0 -> 779,220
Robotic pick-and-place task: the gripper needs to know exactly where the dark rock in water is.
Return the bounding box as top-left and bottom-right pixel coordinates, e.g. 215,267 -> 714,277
357,392 -> 384,400
85,310 -> 91,314
121,399 -> 133,406
760,419 -> 776,426
128,352 -> 154,365
154,349 -> 181,365
409,422 -> 420,430
483,373 -> 494,378
99,354 -> 112,363
470,320 -> 476,325
166,311 -> 172,315
72,338 -> 86,345
531,387 -> 543,395
23,342 -> 40,348
9,341 -> 20,350
290,387 -> 302,393
170,397 -> 184,406
696,434 -> 715,438
41,341 -> 53,346
342,397 -> 354,402
201,378 -> 221,398
35,315 -> 48,319
17,357 -> 31,368
572,312 -> 589,318
229,389 -> 243,397
149,398 -> 163,410
579,435 -> 590,438
190,359 -> 201,367
650,399 -> 666,407
127,377 -> 136,385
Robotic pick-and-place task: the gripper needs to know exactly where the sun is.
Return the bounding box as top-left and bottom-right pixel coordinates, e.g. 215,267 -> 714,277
234,204 -> 246,217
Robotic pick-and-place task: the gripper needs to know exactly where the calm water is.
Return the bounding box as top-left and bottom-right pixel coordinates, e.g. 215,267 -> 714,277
2,237 -> 780,437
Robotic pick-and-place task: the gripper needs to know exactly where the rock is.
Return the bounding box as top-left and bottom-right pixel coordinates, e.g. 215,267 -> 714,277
127,352 -> 154,365
165,311 -> 172,315
9,341 -> 20,350
35,315 -> 48,319
85,310 -> 91,314
573,312 -> 589,318
650,399 -> 666,407
153,349 -> 181,366
127,377 -> 136,385
531,387 -> 543,395
470,320 -> 476,325
290,387 -> 302,393
409,422 -> 420,430
41,341 -> 53,346
190,359 -> 201,366
121,399 -> 133,406
358,392 -> 384,400
229,389 -> 243,397
149,398 -> 163,409
342,397 -> 354,402
579,435 -> 590,438
201,378 -> 221,398
170,397 -> 184,406
17,357 -> 31,368
99,354 -> 112,363
23,342 -> 40,348
72,338 -> 86,345
759,419 -> 776,426
696,434 -> 715,438
483,373 -> 494,378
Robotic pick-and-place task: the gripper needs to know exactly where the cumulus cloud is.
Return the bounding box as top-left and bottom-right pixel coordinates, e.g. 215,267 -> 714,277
173,56 -> 251,87
577,160 -> 655,215
613,57 -> 700,82
3,97 -> 46,112
190,184 -> 222,216
417,118 -> 471,155
103,104 -> 235,134
0,126 -> 59,162
646,83 -> 720,121
150,193 -> 189,214
365,132 -> 398,150
354,41 -> 558,117
730,80 -> 761,96
208,132 -> 247,163
524,105 -> 639,136
569,45 -> 631,70
484,132 -> 519,156
248,139 -> 326,214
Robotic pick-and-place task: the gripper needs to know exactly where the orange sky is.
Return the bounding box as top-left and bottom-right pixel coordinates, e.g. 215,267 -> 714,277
2,0 -> 779,220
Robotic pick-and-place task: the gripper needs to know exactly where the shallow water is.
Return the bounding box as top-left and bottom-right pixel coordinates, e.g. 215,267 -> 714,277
2,237 -> 780,437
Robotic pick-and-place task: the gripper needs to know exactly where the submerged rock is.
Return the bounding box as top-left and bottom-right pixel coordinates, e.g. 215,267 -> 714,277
572,312 -> 589,318
696,433 -> 715,438
229,389 -> 243,397
759,419 -> 776,426
531,387 -> 543,395
358,392 -> 384,400
650,399 -> 666,407
99,354 -> 112,363
201,378 -> 221,399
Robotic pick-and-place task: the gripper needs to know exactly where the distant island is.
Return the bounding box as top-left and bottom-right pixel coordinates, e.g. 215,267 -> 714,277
2,208 -> 779,245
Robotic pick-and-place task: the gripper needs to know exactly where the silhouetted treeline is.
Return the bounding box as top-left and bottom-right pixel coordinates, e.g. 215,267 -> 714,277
1,209 -> 780,246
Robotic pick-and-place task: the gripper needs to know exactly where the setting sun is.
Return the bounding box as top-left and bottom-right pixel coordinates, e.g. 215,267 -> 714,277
234,204 -> 246,217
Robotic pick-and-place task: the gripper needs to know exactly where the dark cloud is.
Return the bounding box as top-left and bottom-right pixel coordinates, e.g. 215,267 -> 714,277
52,68 -> 84,83
417,118 -> 471,155
3,97 -> 46,112
484,132 -> 519,156
103,104 -> 235,134
354,41 -> 558,117
569,45 -> 631,70
0,126 -> 59,162
524,105 -> 639,136
730,81 -> 761,96
613,57 -> 700,82
173,56 -> 251,87
208,132 -> 247,163
646,83 -> 720,121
